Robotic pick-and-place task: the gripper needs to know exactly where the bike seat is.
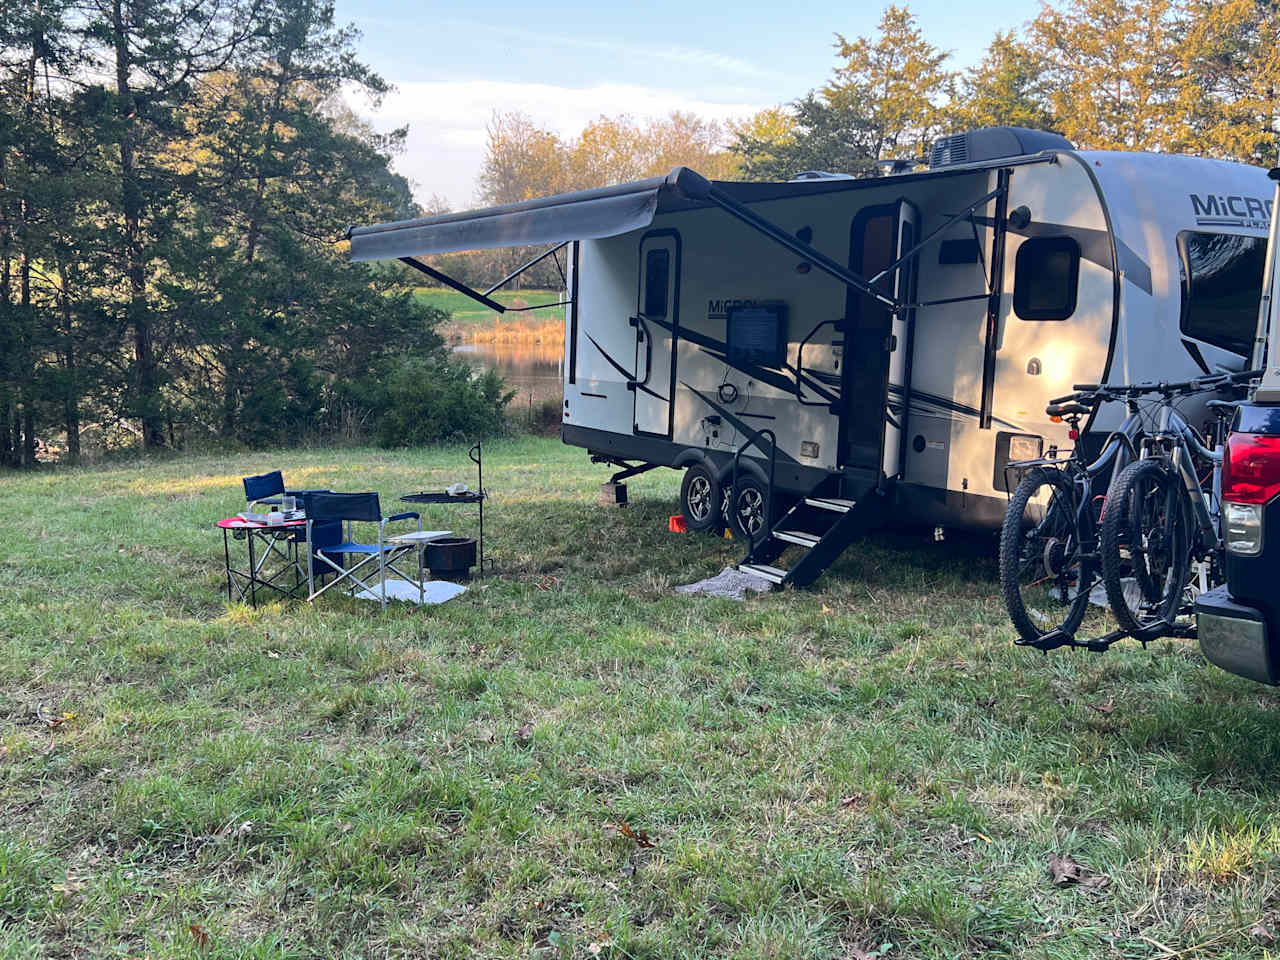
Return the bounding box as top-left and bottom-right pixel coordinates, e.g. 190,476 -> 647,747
1206,399 -> 1238,412
1046,402 -> 1091,418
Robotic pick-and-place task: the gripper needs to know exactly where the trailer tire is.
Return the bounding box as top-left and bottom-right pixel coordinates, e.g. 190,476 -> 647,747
680,463 -> 725,535
727,472 -> 777,543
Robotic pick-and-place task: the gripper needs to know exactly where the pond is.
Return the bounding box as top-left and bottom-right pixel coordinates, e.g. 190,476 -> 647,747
454,339 -> 564,414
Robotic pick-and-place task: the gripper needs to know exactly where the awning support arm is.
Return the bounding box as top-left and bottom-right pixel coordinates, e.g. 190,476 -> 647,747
399,257 -> 507,313
666,168 -> 900,311
866,185 -> 1006,288
483,241 -> 570,296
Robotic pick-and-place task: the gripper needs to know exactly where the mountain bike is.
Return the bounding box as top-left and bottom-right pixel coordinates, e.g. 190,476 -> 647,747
1097,370 -> 1260,642
999,389 -> 1143,650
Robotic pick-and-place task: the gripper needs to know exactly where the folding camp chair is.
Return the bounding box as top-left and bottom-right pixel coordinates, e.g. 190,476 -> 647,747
303,492 -> 422,609
242,470 -> 289,511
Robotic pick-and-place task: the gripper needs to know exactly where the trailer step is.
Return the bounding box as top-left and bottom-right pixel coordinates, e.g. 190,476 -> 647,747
772,529 -> 821,548
804,497 -> 856,513
738,563 -> 787,584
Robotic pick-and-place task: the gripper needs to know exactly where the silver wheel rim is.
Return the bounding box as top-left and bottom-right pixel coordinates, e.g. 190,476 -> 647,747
687,475 -> 712,522
737,488 -> 765,535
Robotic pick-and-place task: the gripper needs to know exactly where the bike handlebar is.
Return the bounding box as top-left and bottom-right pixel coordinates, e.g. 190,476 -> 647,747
1046,369 -> 1264,416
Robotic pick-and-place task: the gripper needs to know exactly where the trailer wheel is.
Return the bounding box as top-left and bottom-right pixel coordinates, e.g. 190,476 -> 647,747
680,464 -> 724,534
727,473 -> 776,542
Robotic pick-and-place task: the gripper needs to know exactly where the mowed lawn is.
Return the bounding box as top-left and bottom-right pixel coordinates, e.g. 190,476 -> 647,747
413,288 -> 565,330
4,437 -> 1280,959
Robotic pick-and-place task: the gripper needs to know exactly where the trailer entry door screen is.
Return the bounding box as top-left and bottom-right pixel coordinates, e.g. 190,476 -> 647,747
727,304 -> 787,367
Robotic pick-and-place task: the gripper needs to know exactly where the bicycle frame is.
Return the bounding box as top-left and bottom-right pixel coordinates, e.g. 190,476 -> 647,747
1142,404 -> 1223,550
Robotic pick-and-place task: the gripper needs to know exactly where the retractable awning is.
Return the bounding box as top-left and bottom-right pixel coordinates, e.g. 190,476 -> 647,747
345,166 -> 926,262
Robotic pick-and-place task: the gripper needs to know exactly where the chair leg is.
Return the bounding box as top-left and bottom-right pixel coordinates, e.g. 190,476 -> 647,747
306,522 -> 315,604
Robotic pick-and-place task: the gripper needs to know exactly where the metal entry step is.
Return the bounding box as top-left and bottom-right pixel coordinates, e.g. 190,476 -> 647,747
772,529 -> 820,548
804,497 -> 856,513
738,563 -> 786,584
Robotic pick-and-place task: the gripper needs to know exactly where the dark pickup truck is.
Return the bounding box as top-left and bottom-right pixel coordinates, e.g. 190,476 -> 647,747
1196,396 -> 1280,682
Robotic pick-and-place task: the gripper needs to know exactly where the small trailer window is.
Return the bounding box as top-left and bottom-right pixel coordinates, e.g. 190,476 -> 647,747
1013,236 -> 1080,321
1177,231 -> 1266,357
643,248 -> 670,318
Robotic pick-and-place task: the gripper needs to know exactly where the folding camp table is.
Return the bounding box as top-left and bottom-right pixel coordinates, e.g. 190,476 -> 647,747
217,516 -> 307,607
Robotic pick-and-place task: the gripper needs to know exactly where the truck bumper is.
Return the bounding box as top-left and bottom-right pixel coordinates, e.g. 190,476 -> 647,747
1196,585 -> 1275,685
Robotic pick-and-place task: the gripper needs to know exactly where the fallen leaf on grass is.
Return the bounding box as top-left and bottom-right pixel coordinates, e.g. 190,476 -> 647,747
1089,696 -> 1116,715
588,937 -> 614,956
1251,923 -> 1275,945
821,604 -> 833,614
189,923 -> 210,948
515,721 -> 534,744
37,708 -> 77,729
51,878 -> 86,894
1047,852 -> 1108,889
840,794 -> 863,809
616,821 -> 657,848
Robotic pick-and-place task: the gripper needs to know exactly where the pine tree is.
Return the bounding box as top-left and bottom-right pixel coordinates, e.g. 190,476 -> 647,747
957,31 -> 1056,133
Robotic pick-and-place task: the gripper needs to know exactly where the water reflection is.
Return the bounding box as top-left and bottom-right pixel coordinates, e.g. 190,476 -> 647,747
454,339 -> 564,409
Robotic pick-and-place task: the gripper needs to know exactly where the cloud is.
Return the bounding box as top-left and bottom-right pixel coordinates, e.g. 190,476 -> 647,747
355,79 -> 768,209
430,17 -> 784,82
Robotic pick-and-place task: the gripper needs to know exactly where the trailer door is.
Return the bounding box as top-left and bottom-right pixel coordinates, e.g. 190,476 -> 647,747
840,202 -> 918,475
633,232 -> 680,437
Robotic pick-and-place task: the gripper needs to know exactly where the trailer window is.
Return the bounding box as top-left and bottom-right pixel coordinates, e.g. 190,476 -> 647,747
1177,231 -> 1265,357
643,248 -> 669,318
1013,236 -> 1080,321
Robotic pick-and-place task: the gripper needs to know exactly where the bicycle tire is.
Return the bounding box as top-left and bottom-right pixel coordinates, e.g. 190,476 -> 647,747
1099,458 -> 1193,640
999,467 -> 1093,643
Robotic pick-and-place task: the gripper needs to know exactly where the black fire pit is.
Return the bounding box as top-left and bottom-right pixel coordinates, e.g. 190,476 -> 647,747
424,536 -> 477,581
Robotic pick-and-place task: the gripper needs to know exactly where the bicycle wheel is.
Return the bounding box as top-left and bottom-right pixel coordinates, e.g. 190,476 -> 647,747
1099,458 -> 1193,640
999,467 -> 1094,643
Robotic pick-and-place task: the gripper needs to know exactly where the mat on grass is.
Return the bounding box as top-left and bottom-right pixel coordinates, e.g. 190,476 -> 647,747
352,580 -> 467,605
675,567 -> 776,601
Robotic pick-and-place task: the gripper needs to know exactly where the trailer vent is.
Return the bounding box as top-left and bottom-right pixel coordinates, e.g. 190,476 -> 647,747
929,127 -> 1073,169
930,134 -> 968,167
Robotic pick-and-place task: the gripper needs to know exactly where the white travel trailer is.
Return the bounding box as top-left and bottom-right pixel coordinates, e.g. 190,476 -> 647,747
348,127 -> 1273,586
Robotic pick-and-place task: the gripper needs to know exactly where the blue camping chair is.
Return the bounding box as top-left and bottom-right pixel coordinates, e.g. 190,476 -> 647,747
303,492 -> 421,609
242,470 -> 335,566
242,470 -> 289,511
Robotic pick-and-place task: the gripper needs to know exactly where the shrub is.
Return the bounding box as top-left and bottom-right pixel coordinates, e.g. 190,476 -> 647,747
367,356 -> 514,447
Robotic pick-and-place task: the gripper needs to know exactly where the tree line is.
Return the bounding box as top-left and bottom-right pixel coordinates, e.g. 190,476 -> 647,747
1,0 -> 508,467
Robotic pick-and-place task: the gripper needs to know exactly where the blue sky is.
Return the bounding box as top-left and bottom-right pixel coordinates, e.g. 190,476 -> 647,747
335,0 -> 1044,208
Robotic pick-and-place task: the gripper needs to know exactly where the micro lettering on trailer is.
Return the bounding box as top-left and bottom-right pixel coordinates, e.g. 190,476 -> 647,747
1190,193 -> 1274,230
708,298 -> 766,320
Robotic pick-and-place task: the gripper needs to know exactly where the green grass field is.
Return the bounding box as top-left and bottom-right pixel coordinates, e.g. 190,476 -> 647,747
3,437 -> 1280,958
414,288 -> 566,330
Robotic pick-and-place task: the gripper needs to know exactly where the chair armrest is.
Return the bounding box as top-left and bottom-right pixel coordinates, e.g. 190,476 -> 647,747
387,511 -> 419,523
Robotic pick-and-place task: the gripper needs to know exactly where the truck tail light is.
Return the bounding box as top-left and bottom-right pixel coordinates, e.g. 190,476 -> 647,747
1222,434 -> 1280,505
1221,434 -> 1280,556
